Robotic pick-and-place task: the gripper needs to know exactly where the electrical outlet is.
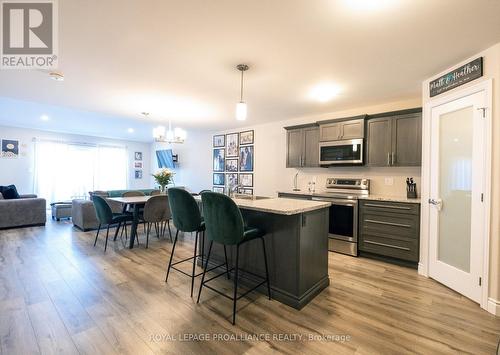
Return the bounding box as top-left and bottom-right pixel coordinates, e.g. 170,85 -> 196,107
384,177 -> 394,186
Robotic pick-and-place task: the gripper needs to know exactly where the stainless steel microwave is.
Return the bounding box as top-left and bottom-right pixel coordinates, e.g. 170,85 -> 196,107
319,139 -> 364,166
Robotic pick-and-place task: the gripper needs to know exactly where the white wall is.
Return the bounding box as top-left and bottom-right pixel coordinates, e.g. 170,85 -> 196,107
150,130 -> 212,193
215,97 -> 422,197
0,125 -> 152,194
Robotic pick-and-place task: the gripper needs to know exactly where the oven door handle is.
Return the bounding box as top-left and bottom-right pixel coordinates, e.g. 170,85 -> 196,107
312,197 -> 357,205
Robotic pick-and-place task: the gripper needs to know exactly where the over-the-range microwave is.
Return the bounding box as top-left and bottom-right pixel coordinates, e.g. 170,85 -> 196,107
319,139 -> 364,166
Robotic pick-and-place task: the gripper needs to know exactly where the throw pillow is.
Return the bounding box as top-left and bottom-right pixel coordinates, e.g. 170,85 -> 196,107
1,185 -> 20,199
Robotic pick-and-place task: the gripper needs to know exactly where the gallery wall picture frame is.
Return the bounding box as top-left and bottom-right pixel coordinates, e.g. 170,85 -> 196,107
1,139 -> 19,158
239,173 -> 253,187
238,188 -> 253,195
134,161 -> 143,169
226,133 -> 239,157
135,170 -> 143,179
226,173 -> 238,186
135,152 -> 143,161
213,134 -> 225,148
239,145 -> 253,172
225,158 -> 238,172
213,148 -> 225,172
213,173 -> 225,186
239,130 -> 254,145
213,186 -> 224,193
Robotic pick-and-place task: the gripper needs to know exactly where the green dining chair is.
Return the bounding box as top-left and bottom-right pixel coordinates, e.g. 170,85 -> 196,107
92,196 -> 133,252
197,192 -> 271,325
166,187 -> 230,297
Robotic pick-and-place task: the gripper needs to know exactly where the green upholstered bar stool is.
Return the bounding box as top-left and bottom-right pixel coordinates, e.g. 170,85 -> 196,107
197,192 -> 271,325
166,188 -> 230,297
92,196 -> 133,252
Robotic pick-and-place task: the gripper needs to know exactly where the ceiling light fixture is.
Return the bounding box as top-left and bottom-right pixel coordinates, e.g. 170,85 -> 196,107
309,83 -> 341,102
40,114 -> 49,121
153,120 -> 187,144
236,64 -> 249,121
49,71 -> 64,81
127,128 -> 134,133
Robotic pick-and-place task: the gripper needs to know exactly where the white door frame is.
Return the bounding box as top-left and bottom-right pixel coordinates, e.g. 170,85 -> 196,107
419,79 -> 492,311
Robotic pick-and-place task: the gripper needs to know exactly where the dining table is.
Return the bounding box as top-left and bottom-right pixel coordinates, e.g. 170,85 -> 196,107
108,195 -> 153,249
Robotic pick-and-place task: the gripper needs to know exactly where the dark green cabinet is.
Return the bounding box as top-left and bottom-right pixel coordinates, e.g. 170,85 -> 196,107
285,125 -> 319,168
366,111 -> 422,167
358,200 -> 420,265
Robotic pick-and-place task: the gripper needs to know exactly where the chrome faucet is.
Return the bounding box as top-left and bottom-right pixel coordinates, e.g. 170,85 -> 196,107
229,183 -> 242,198
293,172 -> 300,191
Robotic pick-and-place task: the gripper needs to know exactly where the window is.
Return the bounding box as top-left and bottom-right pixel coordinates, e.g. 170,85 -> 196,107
34,140 -> 128,203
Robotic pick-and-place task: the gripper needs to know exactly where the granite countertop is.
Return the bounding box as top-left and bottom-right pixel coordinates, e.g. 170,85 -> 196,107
357,194 -> 421,204
232,197 -> 331,215
194,195 -> 331,215
277,190 -> 421,204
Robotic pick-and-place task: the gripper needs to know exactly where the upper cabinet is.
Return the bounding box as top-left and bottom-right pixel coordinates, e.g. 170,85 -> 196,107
366,110 -> 422,167
285,124 -> 319,168
319,117 -> 365,141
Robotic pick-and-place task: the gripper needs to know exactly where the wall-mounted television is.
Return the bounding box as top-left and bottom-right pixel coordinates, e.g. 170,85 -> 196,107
156,149 -> 177,168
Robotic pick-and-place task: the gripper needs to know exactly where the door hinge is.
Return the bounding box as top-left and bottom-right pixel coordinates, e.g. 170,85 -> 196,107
479,277 -> 482,286
481,193 -> 484,202
477,107 -> 487,118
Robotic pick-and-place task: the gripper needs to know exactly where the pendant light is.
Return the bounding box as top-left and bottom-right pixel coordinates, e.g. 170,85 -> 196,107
236,64 -> 249,121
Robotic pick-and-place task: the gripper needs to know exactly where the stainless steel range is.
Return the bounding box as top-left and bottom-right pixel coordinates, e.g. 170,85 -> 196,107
312,178 -> 369,256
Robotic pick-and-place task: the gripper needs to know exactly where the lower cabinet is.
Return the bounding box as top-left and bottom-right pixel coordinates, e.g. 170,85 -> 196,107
358,200 -> 420,266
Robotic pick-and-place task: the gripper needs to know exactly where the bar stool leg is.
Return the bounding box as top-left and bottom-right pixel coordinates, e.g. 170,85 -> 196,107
232,244 -> 240,325
261,237 -> 271,300
190,231 -> 199,297
165,230 -> 179,282
197,240 -> 213,303
223,245 -> 230,280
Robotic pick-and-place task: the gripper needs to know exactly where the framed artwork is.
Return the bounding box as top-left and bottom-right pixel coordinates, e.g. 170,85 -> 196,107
135,152 -> 143,161
134,170 -> 143,179
134,161 -> 143,168
213,173 -> 225,186
226,173 -> 238,187
238,188 -> 253,195
239,145 -> 253,171
213,134 -> 225,147
239,130 -> 254,145
213,148 -> 225,172
1,139 -> 19,158
225,158 -> 238,172
226,133 -> 239,157
239,173 -> 253,187
213,186 -> 224,193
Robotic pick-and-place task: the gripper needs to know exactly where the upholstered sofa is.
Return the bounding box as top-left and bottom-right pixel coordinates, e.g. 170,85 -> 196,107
0,194 -> 47,229
72,189 -> 157,231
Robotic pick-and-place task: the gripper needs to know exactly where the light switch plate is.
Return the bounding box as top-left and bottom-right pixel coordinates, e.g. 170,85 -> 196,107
384,177 -> 394,186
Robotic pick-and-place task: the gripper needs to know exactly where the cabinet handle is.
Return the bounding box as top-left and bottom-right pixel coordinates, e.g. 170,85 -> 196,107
387,152 -> 391,166
364,240 -> 410,251
364,203 -> 412,210
364,219 -> 412,228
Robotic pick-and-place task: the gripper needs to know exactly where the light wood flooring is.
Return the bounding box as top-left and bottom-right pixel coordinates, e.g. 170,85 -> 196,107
0,218 -> 499,354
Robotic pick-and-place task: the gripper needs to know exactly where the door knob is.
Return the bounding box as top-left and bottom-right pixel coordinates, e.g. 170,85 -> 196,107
428,198 -> 443,211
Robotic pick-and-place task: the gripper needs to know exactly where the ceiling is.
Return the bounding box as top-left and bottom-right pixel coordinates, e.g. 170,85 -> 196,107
1,0 -> 500,142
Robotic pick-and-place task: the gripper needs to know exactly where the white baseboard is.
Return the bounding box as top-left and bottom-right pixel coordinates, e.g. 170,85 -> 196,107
417,262 -> 428,277
487,297 -> 500,316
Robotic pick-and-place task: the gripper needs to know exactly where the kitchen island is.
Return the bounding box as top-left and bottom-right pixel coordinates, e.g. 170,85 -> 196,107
196,196 -> 331,309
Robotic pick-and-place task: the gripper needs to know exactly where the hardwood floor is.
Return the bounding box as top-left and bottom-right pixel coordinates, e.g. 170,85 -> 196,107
0,219 -> 499,354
